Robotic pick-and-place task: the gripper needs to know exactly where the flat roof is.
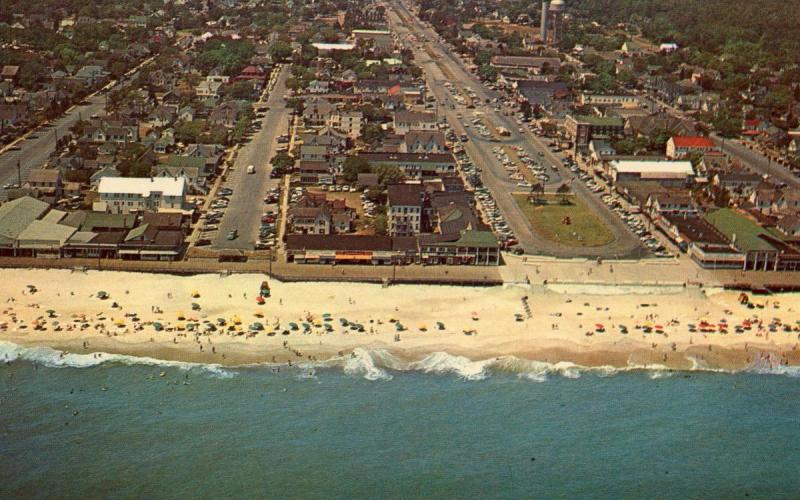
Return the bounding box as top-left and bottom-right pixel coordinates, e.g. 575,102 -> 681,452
98,177 -> 186,197
612,160 -> 694,175
704,208 -> 777,252
311,42 -> 355,50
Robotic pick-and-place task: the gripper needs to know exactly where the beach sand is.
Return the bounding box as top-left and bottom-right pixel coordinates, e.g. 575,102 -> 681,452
1,269 -> 799,372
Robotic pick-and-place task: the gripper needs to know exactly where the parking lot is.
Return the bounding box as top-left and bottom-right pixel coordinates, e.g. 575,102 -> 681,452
206,65 -> 290,251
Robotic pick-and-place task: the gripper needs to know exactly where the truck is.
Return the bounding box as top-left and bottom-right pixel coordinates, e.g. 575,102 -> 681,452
247,165 -> 256,174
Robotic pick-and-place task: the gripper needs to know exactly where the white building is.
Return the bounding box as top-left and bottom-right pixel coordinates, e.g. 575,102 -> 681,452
98,177 -> 186,214
609,160 -> 695,186
328,110 -> 363,139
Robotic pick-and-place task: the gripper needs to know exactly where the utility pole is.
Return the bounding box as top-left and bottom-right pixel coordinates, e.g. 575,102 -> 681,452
16,159 -> 21,187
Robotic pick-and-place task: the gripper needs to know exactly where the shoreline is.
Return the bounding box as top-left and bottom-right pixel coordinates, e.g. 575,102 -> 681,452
1,269 -> 799,374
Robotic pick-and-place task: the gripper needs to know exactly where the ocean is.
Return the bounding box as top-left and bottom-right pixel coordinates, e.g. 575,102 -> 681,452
1,342 -> 799,498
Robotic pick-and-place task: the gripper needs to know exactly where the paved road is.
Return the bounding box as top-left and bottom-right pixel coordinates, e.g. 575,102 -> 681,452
388,1 -> 644,258
711,134 -> 800,188
0,96 -> 106,200
214,65 -> 290,250
0,57 -> 154,201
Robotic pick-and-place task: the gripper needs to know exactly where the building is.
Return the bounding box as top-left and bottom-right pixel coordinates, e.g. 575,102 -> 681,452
24,169 -> 63,199
352,29 -> 394,53
565,114 -> 624,149
98,177 -> 186,214
608,160 -> 694,186
358,152 -> 456,179
328,110 -> 363,139
0,196 -> 50,256
297,161 -> 332,184
579,94 -> 642,108
704,208 -> 790,271
490,56 -> 561,73
387,184 -> 425,237
393,111 -> 437,135
666,136 -> 719,159
401,131 -> 447,154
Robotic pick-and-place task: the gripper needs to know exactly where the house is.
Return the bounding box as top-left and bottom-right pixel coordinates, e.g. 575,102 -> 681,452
666,136 -> 719,159
646,191 -> 698,218
98,177 -> 186,214
24,169 -> 63,199
303,97 -> 336,127
358,152 -> 457,179
208,102 -> 242,128
308,80 -> 330,94
118,213 -> 186,261
154,165 -> 205,193
146,106 -> 177,128
777,215 -> 800,238
74,65 -> 110,86
626,112 -> 697,139
1,65 -> 19,83
393,111 -> 437,135
749,188 -> 780,214
297,161 -> 332,184
588,140 -> 617,162
178,106 -> 195,122
299,145 -> 329,163
0,103 -> 27,128
742,119 -> 769,137
289,206 -> 332,234
387,184 -> 425,236
775,191 -> 800,212
401,131 -> 447,154
327,110 -> 362,139
565,114 -> 624,149
712,172 -> 762,197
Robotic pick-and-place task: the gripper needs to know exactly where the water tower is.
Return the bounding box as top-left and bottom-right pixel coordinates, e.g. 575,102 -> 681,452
549,0 -> 565,45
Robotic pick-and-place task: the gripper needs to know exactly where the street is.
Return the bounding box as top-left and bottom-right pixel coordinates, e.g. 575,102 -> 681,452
711,133 -> 800,188
388,1 -> 644,258
0,95 -> 106,201
213,65 -> 291,250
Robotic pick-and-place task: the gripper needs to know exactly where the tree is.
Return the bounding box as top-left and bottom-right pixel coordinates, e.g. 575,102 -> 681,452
556,183 -> 572,204
269,40 -> 293,62
477,64 -> 497,82
342,156 -> 371,182
270,152 -> 294,175
520,100 -> 532,120
374,165 -> 404,188
373,213 -> 388,235
528,182 -> 544,204
225,81 -> 255,100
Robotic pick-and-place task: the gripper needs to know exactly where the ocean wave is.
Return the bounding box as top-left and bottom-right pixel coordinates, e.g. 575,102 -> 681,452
0,341 -> 234,378
4,340 -> 799,381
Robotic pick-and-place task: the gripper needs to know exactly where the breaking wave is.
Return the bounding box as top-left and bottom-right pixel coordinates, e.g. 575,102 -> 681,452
0,340 -> 233,378
3,341 -> 799,381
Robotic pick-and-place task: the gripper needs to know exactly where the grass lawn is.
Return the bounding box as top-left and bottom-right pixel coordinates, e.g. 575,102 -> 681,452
513,194 -> 614,247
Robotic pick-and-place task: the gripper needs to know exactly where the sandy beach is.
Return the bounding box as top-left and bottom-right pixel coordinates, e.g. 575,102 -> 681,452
1,268 -> 799,372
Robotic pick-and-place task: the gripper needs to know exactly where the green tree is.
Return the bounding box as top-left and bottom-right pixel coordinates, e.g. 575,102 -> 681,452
270,151 -> 294,175
342,156 -> 371,182
373,213 -> 388,235
375,165 -> 405,188
269,40 -> 293,62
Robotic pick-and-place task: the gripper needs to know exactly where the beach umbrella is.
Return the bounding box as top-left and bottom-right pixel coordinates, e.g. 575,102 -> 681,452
153,322 -> 163,331
177,312 -> 186,320
97,291 -> 109,299
436,322 -> 445,330
191,303 -> 201,311
191,290 -> 200,298
289,322 -> 299,330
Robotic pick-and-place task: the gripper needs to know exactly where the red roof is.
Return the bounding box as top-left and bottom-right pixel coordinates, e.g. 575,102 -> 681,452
672,136 -> 715,148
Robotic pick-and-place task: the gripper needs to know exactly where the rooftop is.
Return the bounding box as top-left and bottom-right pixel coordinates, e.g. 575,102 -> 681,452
704,208 -> 777,252
98,177 -> 186,197
612,160 -> 694,176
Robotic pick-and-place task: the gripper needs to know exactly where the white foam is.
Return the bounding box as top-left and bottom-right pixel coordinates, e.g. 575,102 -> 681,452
0,340 -> 234,378
340,348 -> 394,381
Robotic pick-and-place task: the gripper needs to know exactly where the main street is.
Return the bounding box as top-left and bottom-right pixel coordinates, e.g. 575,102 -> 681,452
213,65 -> 291,250
388,1 -> 644,258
